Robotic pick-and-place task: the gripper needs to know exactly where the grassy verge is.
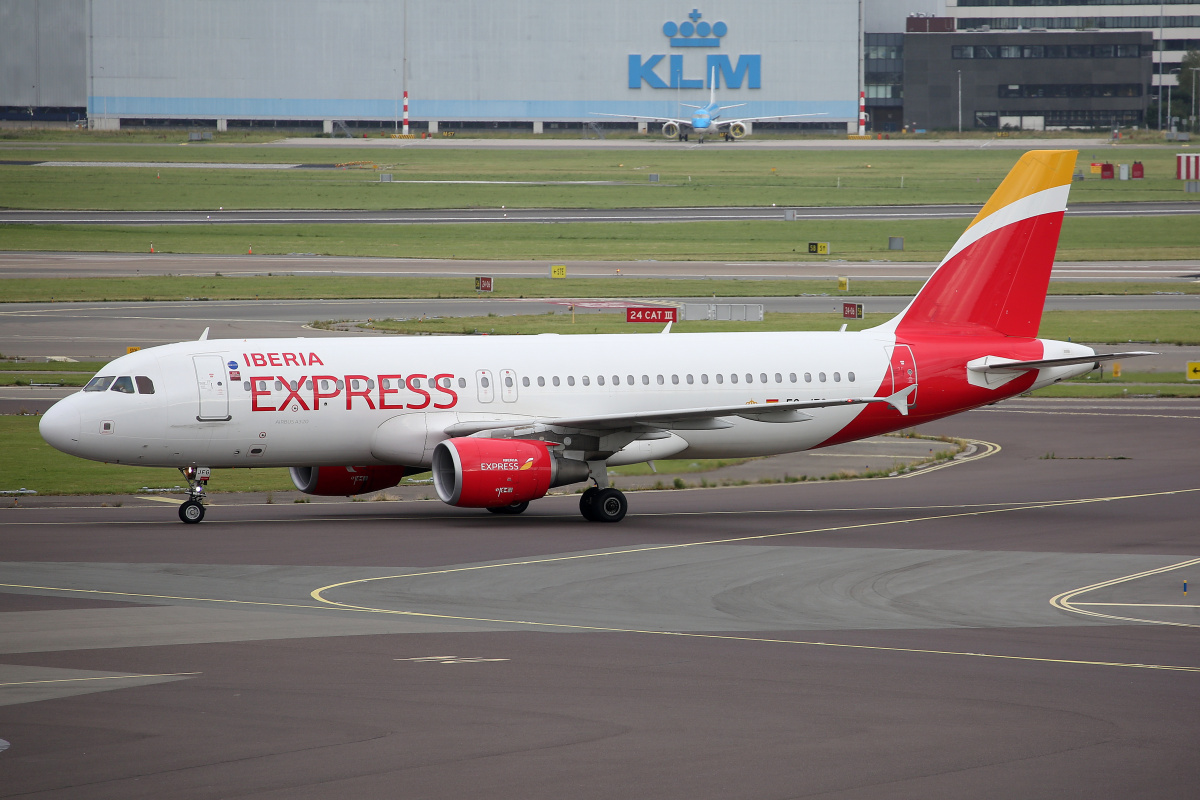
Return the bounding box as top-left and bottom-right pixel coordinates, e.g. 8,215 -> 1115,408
0,415 -> 297,495
3,214 -> 1200,265
0,276 -> 928,303
1030,383 -> 1200,397
1,144 -> 1192,209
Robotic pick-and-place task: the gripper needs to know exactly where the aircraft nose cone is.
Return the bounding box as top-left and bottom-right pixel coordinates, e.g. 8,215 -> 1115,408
39,400 -> 81,454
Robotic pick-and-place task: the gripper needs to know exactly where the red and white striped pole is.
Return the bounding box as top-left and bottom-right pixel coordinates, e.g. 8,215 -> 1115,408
858,91 -> 866,136
403,90 -> 409,136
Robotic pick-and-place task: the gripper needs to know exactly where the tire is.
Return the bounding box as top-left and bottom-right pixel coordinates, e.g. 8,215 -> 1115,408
487,501 -> 529,515
179,500 -> 205,524
579,487 -> 599,521
592,488 -> 627,523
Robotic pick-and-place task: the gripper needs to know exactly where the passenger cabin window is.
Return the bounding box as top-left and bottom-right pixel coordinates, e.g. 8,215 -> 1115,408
848,372 -> 856,382
804,373 -> 812,383
84,376 -> 115,392
522,377 -> 530,387
819,372 -> 827,382
538,376 -> 545,387
701,374 -> 709,384
110,376 -> 136,394
567,376 -> 575,386
457,377 -> 466,388
135,376 -> 155,394
553,376 -> 560,387
731,374 -> 739,384
715,374 -> 723,385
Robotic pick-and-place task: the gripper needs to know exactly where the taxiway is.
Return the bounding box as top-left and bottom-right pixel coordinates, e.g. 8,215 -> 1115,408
0,398 -> 1198,798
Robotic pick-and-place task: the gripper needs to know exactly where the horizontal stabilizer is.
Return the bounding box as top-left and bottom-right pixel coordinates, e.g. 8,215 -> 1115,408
970,351 -> 1156,373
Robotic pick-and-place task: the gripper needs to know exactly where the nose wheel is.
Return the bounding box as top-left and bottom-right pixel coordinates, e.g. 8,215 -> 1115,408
179,500 -> 205,524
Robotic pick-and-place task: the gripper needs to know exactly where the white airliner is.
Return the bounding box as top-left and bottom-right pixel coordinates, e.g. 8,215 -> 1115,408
40,150 -> 1150,524
592,68 -> 826,142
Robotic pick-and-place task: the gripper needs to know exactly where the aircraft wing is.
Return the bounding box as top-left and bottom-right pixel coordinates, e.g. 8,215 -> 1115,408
717,112 -> 828,128
442,387 -> 916,438
590,112 -> 691,126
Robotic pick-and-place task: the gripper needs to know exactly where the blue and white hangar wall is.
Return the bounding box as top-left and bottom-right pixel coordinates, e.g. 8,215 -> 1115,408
1,0 -> 860,128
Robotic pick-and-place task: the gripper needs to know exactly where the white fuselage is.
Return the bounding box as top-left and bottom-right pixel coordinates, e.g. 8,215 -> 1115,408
42,329 -> 907,470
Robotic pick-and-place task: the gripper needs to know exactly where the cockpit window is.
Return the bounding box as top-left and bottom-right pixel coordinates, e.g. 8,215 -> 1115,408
110,376 -> 136,394
84,376 -> 115,392
135,376 -> 155,394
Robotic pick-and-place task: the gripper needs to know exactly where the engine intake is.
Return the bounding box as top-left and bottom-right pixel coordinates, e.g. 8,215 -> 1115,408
729,122 -> 747,139
290,465 -> 411,496
432,438 -> 590,508
662,121 -> 680,139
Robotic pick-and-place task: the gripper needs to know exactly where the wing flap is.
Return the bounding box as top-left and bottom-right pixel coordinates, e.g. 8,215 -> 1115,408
442,392 -> 911,438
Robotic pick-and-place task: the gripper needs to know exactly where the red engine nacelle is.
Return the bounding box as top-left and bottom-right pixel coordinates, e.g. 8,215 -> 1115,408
289,465 -> 411,496
433,438 -> 590,508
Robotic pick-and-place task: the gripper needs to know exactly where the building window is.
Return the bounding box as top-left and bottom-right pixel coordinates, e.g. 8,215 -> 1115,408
975,111 -> 999,129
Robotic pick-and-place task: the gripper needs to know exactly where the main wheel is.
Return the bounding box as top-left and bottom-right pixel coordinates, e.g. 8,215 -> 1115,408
487,501 -> 529,515
592,488 -> 627,523
179,499 -> 205,524
579,487 -> 599,521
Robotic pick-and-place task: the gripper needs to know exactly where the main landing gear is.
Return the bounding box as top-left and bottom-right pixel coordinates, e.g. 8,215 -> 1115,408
178,466 -> 210,524
579,486 -> 628,523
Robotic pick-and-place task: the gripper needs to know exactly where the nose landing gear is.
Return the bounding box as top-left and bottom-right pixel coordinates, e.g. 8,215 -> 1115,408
178,466 -> 211,524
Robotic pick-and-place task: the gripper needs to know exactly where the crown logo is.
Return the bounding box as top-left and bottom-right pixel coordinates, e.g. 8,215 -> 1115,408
663,9 -> 727,48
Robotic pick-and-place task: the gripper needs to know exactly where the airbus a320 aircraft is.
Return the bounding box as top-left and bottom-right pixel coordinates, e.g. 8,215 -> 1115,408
40,150 -> 1150,524
592,68 -> 826,142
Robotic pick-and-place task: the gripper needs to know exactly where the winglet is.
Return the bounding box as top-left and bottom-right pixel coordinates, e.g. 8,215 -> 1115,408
198,327 -> 210,341
661,321 -> 673,334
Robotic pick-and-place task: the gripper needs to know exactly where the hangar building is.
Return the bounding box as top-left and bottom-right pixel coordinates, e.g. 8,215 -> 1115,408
0,0 -> 860,131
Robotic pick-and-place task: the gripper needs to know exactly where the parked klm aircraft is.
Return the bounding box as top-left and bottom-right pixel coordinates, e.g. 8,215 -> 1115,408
593,68 -> 827,142
40,150 -> 1151,524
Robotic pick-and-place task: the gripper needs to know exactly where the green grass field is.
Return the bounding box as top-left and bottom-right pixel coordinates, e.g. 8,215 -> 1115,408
1,144 -> 1193,210
2,213 -> 1199,264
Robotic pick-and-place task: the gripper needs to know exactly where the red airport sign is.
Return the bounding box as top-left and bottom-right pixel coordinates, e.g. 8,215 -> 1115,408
626,306 -> 677,323
842,302 -> 864,320
475,276 -> 493,292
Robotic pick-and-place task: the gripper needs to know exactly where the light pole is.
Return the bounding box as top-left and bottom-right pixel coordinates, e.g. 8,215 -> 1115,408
957,70 -> 962,133
1157,3 -> 1164,130
1185,65 -> 1195,133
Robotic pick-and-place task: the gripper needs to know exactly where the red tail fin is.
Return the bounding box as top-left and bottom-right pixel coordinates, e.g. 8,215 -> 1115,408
886,150 -> 1077,338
